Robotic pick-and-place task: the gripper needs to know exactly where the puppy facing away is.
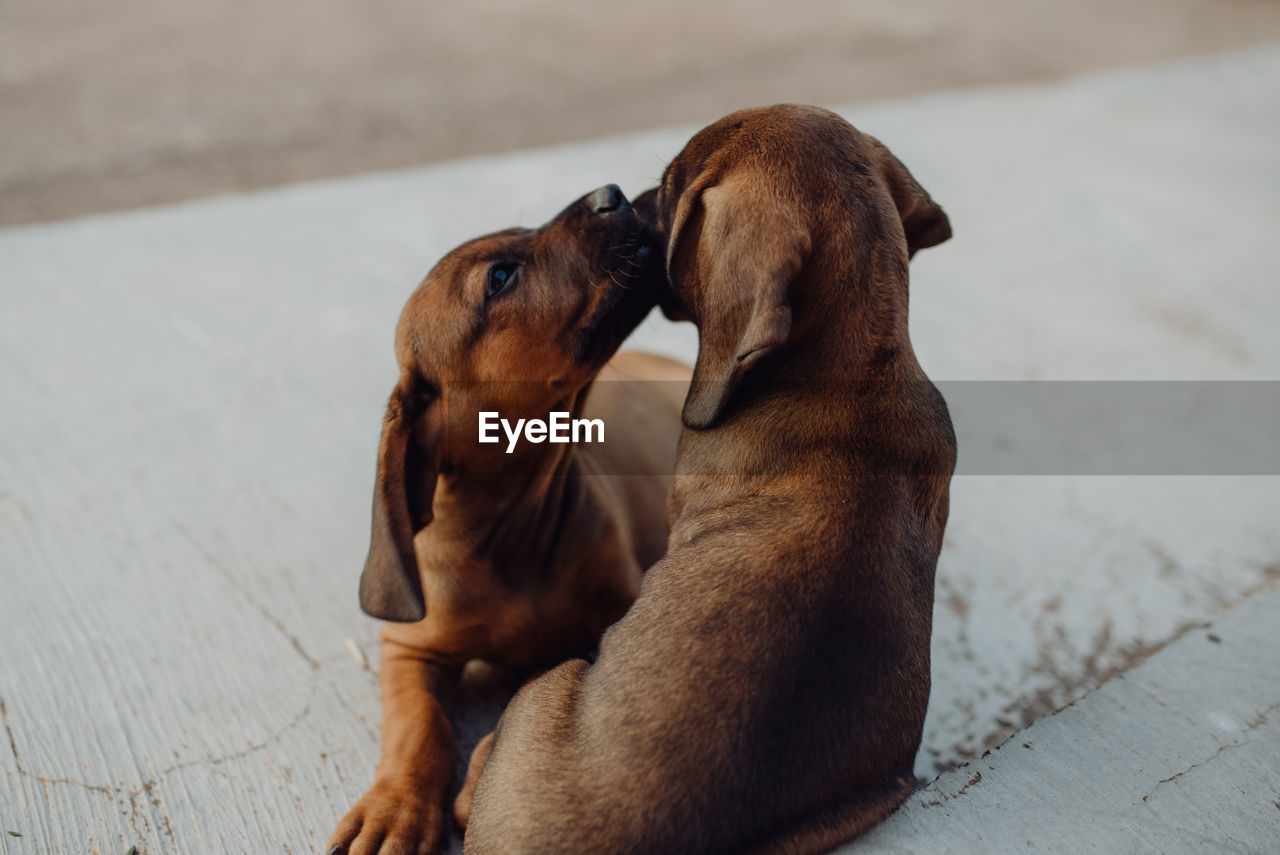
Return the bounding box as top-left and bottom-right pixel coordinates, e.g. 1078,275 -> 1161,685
326,184 -> 690,855
464,105 -> 955,854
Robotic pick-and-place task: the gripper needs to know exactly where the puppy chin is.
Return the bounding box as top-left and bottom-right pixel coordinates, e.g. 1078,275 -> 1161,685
572,312 -> 628,368
657,289 -> 692,322
573,287 -> 653,368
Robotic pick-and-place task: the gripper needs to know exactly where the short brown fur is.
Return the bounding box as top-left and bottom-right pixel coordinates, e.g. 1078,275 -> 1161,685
327,186 -> 690,855
465,106 -> 955,854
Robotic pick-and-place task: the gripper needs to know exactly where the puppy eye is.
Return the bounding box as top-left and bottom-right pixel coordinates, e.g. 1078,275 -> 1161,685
486,263 -> 520,299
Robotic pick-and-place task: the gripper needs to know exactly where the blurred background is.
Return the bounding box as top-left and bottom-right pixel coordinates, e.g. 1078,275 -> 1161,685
5,0 -> 1280,226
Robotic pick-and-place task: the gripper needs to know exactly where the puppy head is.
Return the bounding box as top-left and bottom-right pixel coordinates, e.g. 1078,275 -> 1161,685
655,105 -> 950,429
359,185 -> 661,622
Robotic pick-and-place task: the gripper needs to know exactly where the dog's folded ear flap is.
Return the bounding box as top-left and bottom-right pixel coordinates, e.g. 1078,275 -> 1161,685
358,384 -> 441,623
866,136 -> 952,258
672,174 -> 810,430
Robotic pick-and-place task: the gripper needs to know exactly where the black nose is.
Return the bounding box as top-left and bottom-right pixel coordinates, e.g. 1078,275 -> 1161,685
588,184 -> 628,214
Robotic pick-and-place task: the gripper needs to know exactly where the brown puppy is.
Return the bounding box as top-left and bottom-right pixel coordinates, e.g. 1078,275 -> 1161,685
464,106 -> 954,854
327,184 -> 689,855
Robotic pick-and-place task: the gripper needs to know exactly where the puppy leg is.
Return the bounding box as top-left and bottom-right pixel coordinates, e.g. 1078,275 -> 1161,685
464,661 -> 609,855
736,777 -> 917,855
328,634 -> 460,855
454,664 -> 550,832
451,730 -> 493,831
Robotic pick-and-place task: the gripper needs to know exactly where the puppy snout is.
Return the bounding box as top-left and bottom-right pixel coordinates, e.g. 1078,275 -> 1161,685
588,184 -> 629,214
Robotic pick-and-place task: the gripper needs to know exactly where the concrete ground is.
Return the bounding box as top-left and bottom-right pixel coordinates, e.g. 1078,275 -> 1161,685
2,43 -> 1278,853
855,588 -> 1280,854
7,0 -> 1280,226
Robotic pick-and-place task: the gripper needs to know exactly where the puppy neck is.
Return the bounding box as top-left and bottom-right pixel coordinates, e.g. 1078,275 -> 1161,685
673,269 -> 936,518
419,404 -> 608,588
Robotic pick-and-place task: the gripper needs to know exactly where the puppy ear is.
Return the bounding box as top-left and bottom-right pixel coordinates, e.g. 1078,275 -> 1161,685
866,136 -> 952,257
358,385 -> 441,623
671,173 -> 810,429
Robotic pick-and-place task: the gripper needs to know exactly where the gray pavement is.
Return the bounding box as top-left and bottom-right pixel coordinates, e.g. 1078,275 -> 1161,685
8,0 -> 1280,226
2,44 -> 1278,853
855,588 -> 1280,854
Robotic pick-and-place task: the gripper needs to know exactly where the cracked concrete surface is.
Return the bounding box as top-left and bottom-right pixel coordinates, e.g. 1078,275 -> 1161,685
854,589 -> 1280,853
2,45 -> 1278,853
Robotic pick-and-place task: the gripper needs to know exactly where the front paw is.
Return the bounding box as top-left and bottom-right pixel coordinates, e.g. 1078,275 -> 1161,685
327,778 -> 447,855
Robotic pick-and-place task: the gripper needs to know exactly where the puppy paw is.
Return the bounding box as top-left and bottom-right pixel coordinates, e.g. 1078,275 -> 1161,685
327,778 -> 447,855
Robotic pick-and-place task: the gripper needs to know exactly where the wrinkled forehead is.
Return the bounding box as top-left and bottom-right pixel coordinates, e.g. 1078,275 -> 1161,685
394,227 -> 535,364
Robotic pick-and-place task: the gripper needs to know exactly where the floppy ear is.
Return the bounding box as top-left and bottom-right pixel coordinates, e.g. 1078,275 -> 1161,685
866,136 -> 952,257
358,385 -> 441,622
670,172 -> 810,429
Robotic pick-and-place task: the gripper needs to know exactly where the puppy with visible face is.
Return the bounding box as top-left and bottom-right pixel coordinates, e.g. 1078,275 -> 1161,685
465,106 -> 955,854
327,185 -> 690,855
